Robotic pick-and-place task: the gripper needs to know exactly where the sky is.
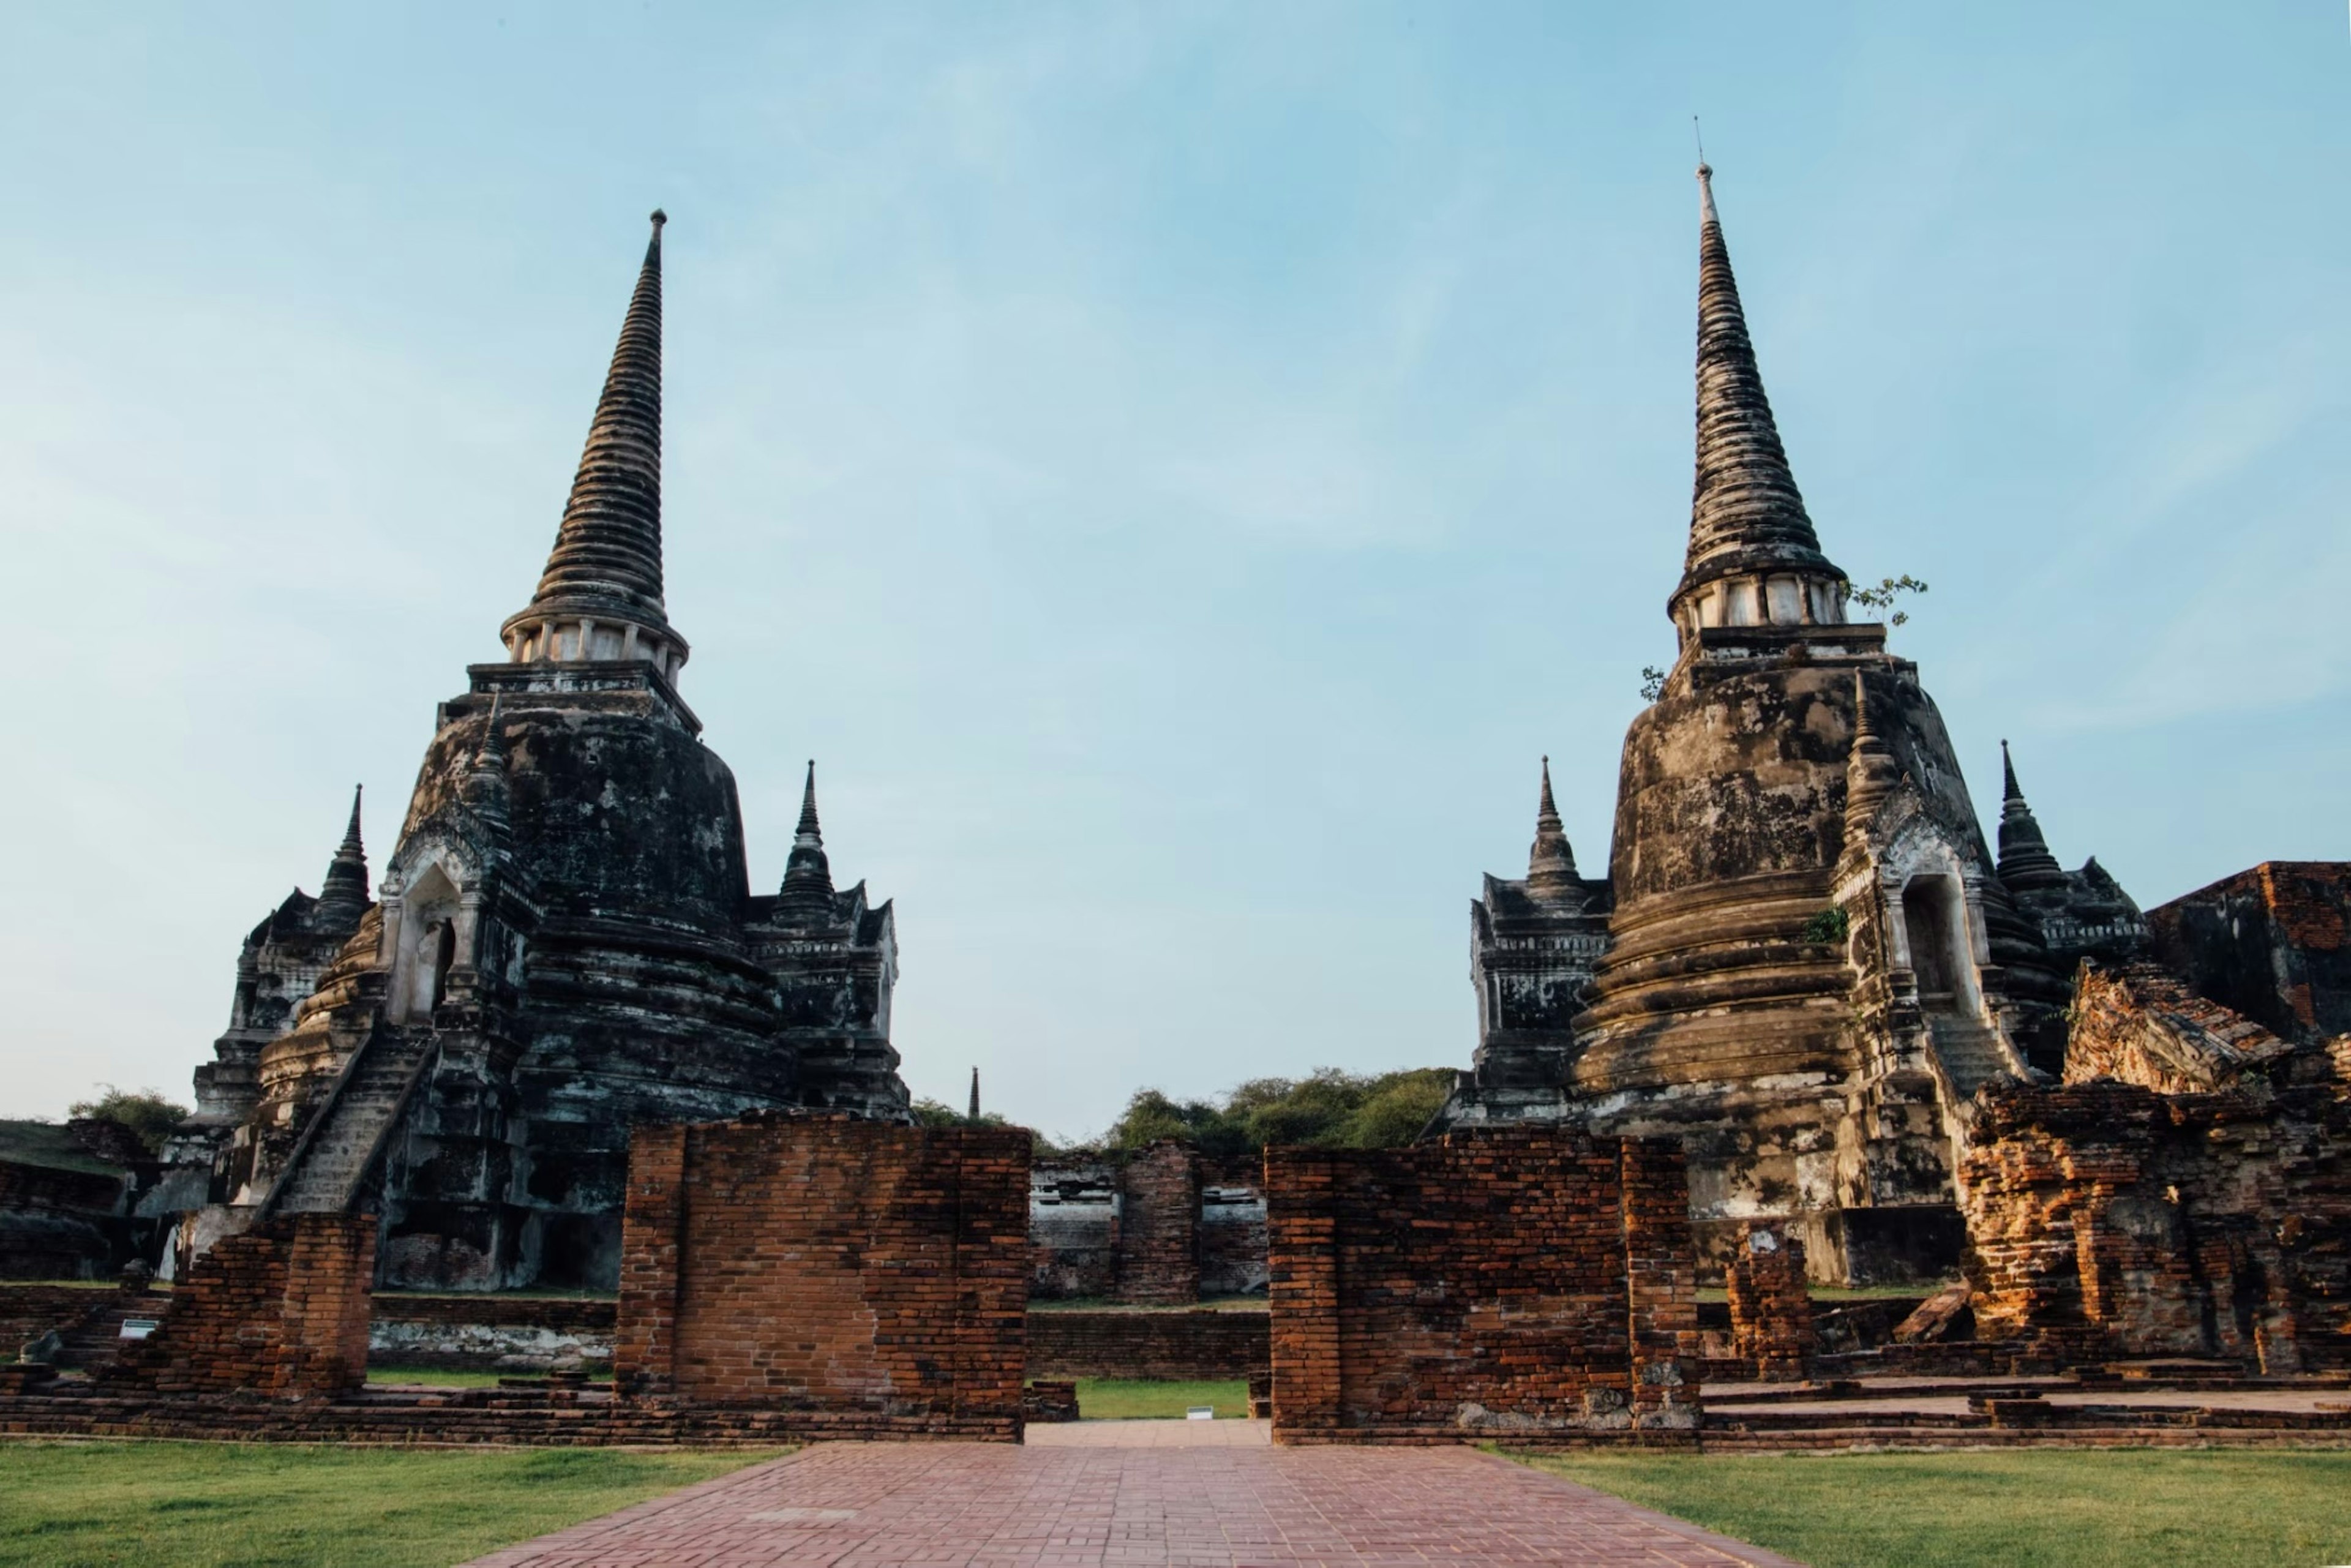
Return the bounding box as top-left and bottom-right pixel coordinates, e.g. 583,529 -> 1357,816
2,4 -> 2346,1142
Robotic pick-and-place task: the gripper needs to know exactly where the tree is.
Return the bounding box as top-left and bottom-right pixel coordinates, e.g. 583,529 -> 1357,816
1097,1067 -> 1453,1155
67,1086 -> 190,1154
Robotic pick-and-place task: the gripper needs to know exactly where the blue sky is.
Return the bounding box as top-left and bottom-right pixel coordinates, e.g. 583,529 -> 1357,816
3,4 -> 2345,1140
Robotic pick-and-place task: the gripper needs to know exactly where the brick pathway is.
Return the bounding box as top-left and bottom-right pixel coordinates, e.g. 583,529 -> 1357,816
463,1433 -> 1799,1567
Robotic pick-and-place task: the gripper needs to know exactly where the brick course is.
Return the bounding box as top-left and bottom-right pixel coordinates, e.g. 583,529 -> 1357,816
1265,1127 -> 1700,1442
613,1113 -> 1028,1439
1026,1310 -> 1269,1380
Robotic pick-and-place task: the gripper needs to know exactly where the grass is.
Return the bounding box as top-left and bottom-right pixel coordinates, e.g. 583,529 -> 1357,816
363,1364 -> 511,1387
1513,1449 -> 2351,1568
1074,1378 -> 1251,1419
0,1441 -> 777,1568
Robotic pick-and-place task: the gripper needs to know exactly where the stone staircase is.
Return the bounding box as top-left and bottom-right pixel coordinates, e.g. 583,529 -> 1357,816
264,1027 -> 435,1217
1927,1014 -> 2014,1101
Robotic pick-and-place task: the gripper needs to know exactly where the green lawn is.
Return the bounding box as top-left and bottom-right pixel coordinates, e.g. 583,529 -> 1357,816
1074,1378 -> 1251,1419
1516,1449 -> 2351,1568
0,1441 -> 777,1568
364,1364 -> 508,1387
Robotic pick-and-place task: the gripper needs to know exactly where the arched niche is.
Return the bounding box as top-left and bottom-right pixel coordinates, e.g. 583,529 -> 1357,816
391,861 -> 464,1024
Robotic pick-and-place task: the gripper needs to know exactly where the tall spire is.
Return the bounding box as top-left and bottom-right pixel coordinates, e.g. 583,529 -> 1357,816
1843,673 -> 1900,853
1525,756 -> 1581,900
776,759 -> 836,919
967,1067 -> 981,1122
501,212 -> 683,667
1672,162 -> 1844,628
315,785 -> 370,923
1995,740 -> 2066,890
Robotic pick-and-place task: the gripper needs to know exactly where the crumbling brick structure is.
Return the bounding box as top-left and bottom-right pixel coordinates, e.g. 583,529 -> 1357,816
1725,1221 -> 1817,1379
105,1214 -> 373,1399
1267,1127 -> 1700,1442
1962,1079 -> 2351,1373
614,1114 -> 1029,1439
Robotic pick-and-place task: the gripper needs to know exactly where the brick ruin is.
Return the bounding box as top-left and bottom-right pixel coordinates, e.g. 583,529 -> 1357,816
1724,1222 -> 1817,1380
1950,869 -> 2351,1369
102,1215 -> 375,1400
613,1114 -> 1030,1438
1267,1127 -> 1700,1443
1029,1142 -> 1267,1302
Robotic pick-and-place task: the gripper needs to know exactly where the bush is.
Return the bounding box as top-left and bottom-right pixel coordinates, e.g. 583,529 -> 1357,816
66,1086 -> 190,1154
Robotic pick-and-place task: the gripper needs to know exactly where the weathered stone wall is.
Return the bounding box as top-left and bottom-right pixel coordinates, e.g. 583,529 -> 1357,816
0,1161 -> 130,1280
1724,1221 -> 1817,1379
613,1114 -> 1027,1438
1267,1127 -> 1700,1442
104,1215 -> 373,1398
1024,1310 -> 1269,1381
1198,1157 -> 1270,1297
1961,1078 -> 2351,1371
2151,863 -> 2351,1045
369,1293 -> 617,1371
1029,1147 -> 1269,1303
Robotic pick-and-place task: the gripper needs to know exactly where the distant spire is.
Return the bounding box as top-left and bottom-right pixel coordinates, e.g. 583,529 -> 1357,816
1525,756 -> 1581,900
776,759 -> 836,918
968,1067 -> 981,1122
1843,673 -> 1900,852
315,784 -> 370,923
504,211 -> 673,646
1671,161 -> 1844,624
1995,740 -> 2066,890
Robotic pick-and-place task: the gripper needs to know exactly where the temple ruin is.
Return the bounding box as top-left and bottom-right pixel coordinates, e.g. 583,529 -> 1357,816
147,213 -> 913,1292
1436,163 -> 2344,1291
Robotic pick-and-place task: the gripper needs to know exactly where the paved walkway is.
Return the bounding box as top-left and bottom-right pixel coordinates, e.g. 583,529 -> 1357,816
463,1429 -> 1798,1567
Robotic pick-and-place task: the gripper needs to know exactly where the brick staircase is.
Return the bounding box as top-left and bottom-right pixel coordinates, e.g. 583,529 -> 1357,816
263,1027 -> 435,1217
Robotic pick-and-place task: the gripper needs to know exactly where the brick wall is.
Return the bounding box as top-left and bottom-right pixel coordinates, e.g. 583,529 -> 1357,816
613,1113 -> 1029,1439
1026,1310 -> 1269,1379
1725,1221 -> 1817,1379
1962,1078 -> 2351,1371
1115,1141 -> 1199,1305
105,1215 -> 374,1399
1266,1127 -> 1700,1442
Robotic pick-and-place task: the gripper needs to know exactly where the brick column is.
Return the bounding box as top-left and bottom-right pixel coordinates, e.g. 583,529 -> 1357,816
951,1130 -> 1032,1428
1618,1137 -> 1701,1429
277,1215 -> 378,1398
613,1123 -> 689,1398
1116,1141 -> 1201,1305
1265,1147 -> 1340,1440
